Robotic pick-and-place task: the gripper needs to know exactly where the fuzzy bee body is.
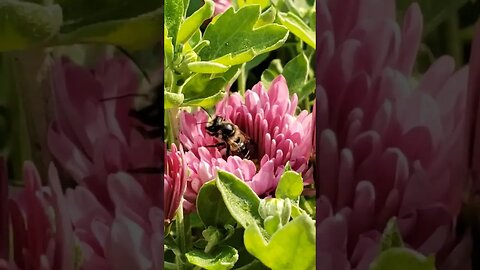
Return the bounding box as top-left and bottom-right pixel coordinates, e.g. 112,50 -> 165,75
205,116 -> 256,159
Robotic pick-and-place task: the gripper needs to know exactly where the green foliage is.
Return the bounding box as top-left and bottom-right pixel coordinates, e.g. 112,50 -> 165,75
177,0 -> 215,44
199,5 -> 289,65
0,1 -> 62,51
369,218 -> 436,270
275,170 -> 303,200
277,11 -> 315,49
0,0 -> 161,52
369,249 -> 436,270
197,181 -> 237,227
244,215 -> 315,270
186,245 -> 239,270
57,8 -> 162,51
199,168 -> 316,269
215,171 -> 264,230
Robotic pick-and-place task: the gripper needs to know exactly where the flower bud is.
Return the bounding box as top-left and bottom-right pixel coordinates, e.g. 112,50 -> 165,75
258,198 -> 291,227
175,50 -> 199,74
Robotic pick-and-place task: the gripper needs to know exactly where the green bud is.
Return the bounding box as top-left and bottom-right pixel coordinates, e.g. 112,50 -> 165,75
264,215 -> 282,235
175,50 -> 199,74
202,226 -> 222,252
258,198 -> 291,226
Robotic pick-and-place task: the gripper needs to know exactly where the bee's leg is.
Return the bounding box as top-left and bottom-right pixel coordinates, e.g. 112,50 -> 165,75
243,149 -> 251,159
204,142 -> 227,148
226,144 -> 231,157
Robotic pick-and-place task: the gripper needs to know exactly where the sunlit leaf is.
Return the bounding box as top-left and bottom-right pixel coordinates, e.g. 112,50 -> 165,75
199,5 -> 288,66
197,181 -> 237,227
56,9 -> 162,51
244,215 -> 315,270
0,1 -> 62,52
186,245 -> 239,270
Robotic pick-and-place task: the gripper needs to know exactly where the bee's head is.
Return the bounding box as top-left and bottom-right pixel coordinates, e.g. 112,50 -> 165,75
206,116 -> 235,138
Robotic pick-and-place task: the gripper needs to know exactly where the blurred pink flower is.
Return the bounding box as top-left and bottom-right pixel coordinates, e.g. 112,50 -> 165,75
64,172 -> 162,270
469,22 -> 480,192
46,57 -> 163,269
179,75 -> 314,210
211,0 -> 231,15
317,0 -> 471,269
48,57 -> 162,209
0,162 -> 75,270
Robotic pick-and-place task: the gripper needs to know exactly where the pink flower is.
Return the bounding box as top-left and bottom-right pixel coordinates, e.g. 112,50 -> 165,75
317,0 -> 471,269
0,162 -> 75,270
48,57 -> 162,209
211,0 -> 231,15
164,144 -> 187,223
182,147 -> 275,211
179,75 -> 313,210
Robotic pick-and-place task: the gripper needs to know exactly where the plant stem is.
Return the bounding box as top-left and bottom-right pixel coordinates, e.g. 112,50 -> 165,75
175,198 -> 186,270
238,63 -> 247,95
164,262 -> 178,269
447,12 -> 462,67
166,107 -> 179,146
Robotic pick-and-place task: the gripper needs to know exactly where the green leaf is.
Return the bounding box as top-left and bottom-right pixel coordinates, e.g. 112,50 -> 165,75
244,215 -> 315,270
277,11 -> 315,49
165,0 -> 184,44
165,92 -> 184,109
275,170 -> 303,199
197,181 -> 237,227
260,59 -> 283,88
165,28 -> 174,67
245,53 -> 270,71
0,1 -> 62,52
189,29 -> 203,49
234,260 -> 270,270
215,170 -> 263,230
56,9 -> 162,51
182,90 -> 226,108
282,53 -> 309,93
55,0 -> 158,33
254,6 -> 276,28
284,0 -> 314,18
380,218 -> 404,251
182,73 -> 227,100
369,248 -> 436,270
237,0 -> 270,9
182,0 -> 190,16
186,245 -> 239,270
199,5 -> 288,66
297,79 -> 315,104
188,61 -> 230,73
177,0 -> 214,44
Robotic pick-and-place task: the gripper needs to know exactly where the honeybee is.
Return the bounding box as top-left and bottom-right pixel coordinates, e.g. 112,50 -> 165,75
205,116 -> 256,160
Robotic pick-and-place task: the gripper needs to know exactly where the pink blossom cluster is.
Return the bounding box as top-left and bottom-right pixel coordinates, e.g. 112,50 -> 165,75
178,76 -> 314,211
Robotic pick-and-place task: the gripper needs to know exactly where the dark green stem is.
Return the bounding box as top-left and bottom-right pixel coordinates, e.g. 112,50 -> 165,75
175,199 -> 186,269
446,12 -> 462,67
238,63 -> 247,95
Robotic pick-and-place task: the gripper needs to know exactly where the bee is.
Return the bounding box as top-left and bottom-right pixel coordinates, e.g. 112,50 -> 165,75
100,77 -> 163,140
127,82 -> 163,140
205,115 -> 256,160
